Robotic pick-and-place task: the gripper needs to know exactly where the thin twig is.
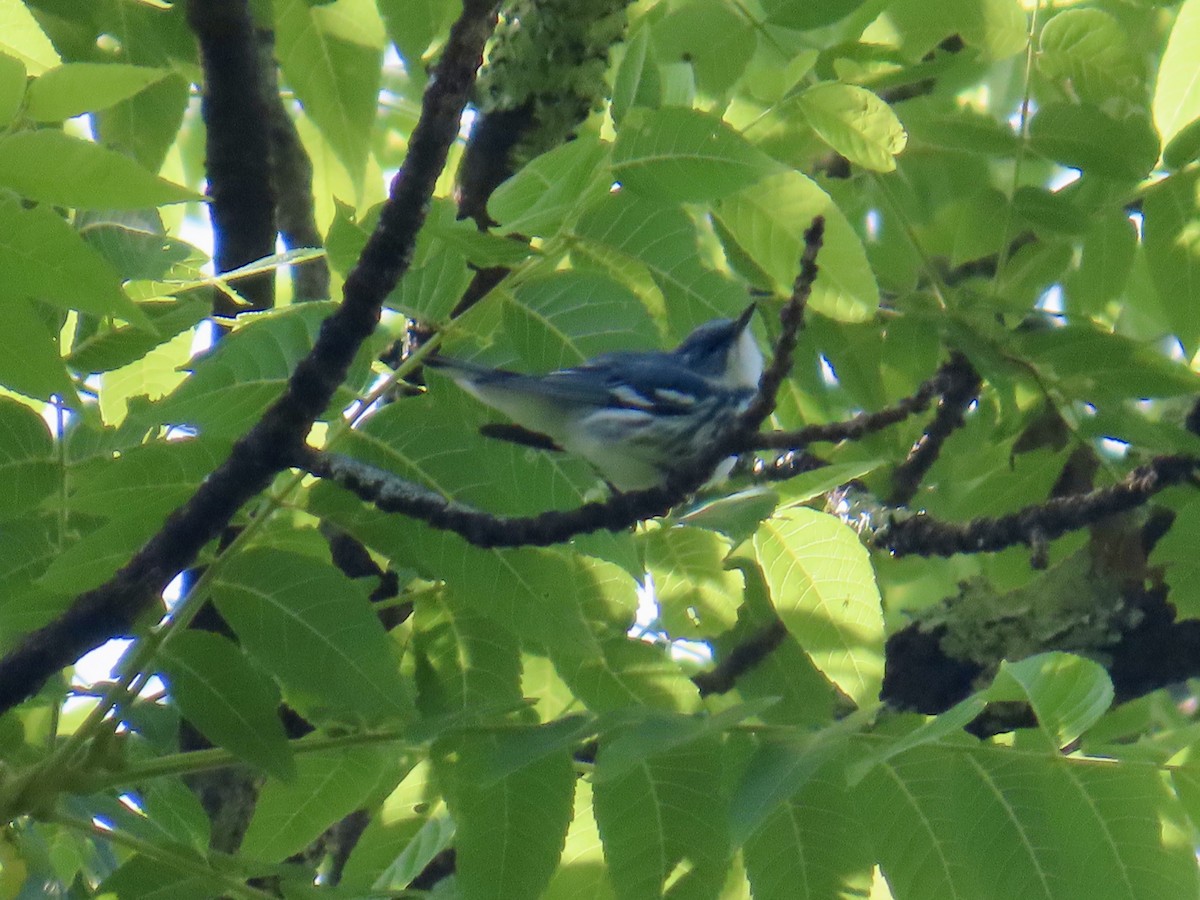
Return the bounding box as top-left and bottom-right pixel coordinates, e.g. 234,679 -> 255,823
745,359 -> 951,451
887,351 -> 981,506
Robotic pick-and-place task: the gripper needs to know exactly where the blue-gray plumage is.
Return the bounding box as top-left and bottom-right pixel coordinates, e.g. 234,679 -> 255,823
428,304 -> 762,489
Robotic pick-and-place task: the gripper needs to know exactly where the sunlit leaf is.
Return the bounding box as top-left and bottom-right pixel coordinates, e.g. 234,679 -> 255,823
754,508 -> 884,706
1154,0 -> 1200,160
612,107 -> 779,202
0,195 -> 151,328
797,83 -> 907,173
274,0 -> 385,188
0,130 -> 201,208
26,63 -> 168,121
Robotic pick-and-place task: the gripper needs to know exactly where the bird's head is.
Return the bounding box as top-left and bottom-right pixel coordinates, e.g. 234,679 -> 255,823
672,303 -> 762,390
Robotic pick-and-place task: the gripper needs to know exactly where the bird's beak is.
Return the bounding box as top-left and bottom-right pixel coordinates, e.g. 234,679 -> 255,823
735,301 -> 756,332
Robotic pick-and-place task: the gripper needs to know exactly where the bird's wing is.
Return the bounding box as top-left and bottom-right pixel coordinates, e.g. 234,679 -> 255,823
430,353 -> 722,414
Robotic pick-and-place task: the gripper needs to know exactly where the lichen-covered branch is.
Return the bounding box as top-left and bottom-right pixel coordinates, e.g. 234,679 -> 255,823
456,0 -> 632,225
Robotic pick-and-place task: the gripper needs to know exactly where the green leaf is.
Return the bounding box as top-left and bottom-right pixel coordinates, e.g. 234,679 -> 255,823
593,735 -> 729,899
467,717 -> 596,789
132,778 -> 212,853
554,633 -> 700,716
0,51 -> 24,126
611,26 -> 658,126
0,130 -> 201,208
858,743 -> 1200,900
100,855 -> 224,900
1163,117 -> 1200,170
796,83 -> 907,173
574,191 -> 750,337
0,0 -> 60,74
99,329 -> 195,426
899,97 -> 1020,157
274,0 -> 385,188
157,630 -> 295,781
1143,168 -> 1200,352
1011,186 -> 1087,236
1010,323 -> 1200,400
848,698 -> 989,785
68,298 -> 209,374
642,526 -> 741,640
650,0 -> 755,96
712,169 -> 879,320
594,703 -> 771,782
505,270 -> 659,370
675,486 -> 779,542
67,438 -> 228,520
26,63 -> 169,121
377,0 -> 457,70
79,211 -> 200,282
0,516 -> 65,654
490,135 -> 611,238
611,107 -> 779,203
1038,9 -> 1142,105
1063,211 -> 1136,318
753,508 -> 884,706
439,732 -> 575,900
152,302 -> 378,437
212,547 -> 415,727
862,0 -> 1026,61
0,398 -> 56,520
0,296 -> 77,403
338,760 -> 452,893
413,587 -> 525,717
1154,0 -> 1200,158
1029,103 -> 1159,181
0,195 -> 151,328
541,778 -> 617,899
988,653 -> 1113,748
1150,496 -> 1200,618
94,73 -> 191,173
762,0 -> 862,29
240,743 -> 399,861
743,750 -> 872,900
38,509 -> 166,594
429,220 -> 534,269
386,240 -> 472,323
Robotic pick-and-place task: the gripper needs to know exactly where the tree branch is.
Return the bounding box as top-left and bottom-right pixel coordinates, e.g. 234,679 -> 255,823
875,455 -> 1197,557
187,0 -> 277,315
0,0 -> 500,715
258,27 -> 330,303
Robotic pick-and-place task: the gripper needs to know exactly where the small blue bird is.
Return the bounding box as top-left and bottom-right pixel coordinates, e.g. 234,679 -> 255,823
429,304 -> 762,490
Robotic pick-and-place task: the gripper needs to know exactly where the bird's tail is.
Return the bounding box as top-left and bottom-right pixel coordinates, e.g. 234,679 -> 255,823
424,354 -> 519,383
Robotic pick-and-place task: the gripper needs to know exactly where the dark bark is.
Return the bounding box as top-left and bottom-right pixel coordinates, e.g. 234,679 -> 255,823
187,0 -> 277,316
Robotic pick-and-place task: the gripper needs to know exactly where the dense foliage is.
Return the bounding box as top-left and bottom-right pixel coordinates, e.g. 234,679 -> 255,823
2,0 -> 1200,897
